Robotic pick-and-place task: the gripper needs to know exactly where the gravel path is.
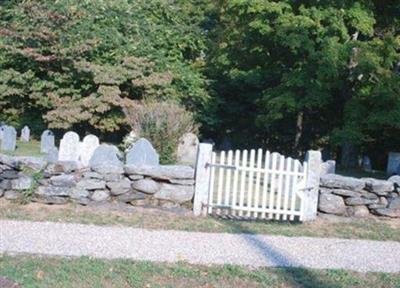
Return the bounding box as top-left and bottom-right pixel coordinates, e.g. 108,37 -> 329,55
1,220 -> 399,273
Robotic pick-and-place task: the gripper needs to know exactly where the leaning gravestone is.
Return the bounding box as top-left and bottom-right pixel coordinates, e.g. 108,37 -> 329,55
89,144 -> 123,167
59,131 -> 80,162
40,130 -> 55,153
387,152 -> 400,175
126,138 -> 159,166
80,134 -> 100,167
177,133 -> 199,166
20,125 -> 30,142
1,126 -> 17,151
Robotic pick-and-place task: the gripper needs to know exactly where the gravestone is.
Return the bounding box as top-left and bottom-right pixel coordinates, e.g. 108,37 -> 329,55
362,156 -> 372,172
89,144 -> 123,167
177,133 -> 199,166
320,160 -> 336,175
40,130 -> 55,153
20,126 -> 30,142
80,134 -> 100,166
126,138 -> 159,166
46,146 -> 59,163
1,126 -> 17,151
0,123 -> 6,141
59,131 -> 80,162
220,136 -> 232,151
387,152 -> 400,175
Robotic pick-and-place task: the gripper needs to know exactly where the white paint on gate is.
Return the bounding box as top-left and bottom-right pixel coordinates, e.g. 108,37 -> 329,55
194,144 -> 321,221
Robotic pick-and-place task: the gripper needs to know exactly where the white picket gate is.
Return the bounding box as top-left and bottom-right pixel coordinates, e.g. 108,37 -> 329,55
193,144 -> 322,222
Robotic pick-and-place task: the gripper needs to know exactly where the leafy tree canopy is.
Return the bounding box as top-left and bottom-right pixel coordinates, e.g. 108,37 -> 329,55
0,0 -> 212,137
207,0 -> 399,166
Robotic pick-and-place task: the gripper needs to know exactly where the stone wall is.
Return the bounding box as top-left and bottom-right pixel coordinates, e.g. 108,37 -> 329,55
0,154 -> 195,208
318,174 -> 400,218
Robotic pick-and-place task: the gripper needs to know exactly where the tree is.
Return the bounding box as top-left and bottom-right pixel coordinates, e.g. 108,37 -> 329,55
207,0 -> 399,167
0,0 -> 212,138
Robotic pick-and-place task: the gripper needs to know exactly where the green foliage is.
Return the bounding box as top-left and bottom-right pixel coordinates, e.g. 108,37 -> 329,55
124,101 -> 198,164
0,0 -> 211,136
0,0 -> 399,167
18,167 -> 44,205
207,0 -> 400,164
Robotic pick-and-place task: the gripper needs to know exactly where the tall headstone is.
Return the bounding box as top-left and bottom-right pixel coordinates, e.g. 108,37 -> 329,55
126,138 -> 159,166
89,144 -> 123,167
59,131 -> 80,162
362,156 -> 372,172
20,126 -> 30,142
0,123 -> 6,141
40,130 -> 55,153
387,152 -> 400,175
177,133 -> 199,166
1,126 -> 17,151
80,134 -> 100,167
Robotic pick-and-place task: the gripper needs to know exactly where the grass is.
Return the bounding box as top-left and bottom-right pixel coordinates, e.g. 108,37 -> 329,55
1,255 -> 399,288
1,200 -> 400,241
0,140 -> 44,157
336,167 -> 387,180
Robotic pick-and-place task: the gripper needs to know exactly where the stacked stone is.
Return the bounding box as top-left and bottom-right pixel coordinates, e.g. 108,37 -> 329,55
0,154 -> 46,200
318,174 -> 400,218
0,154 -> 195,208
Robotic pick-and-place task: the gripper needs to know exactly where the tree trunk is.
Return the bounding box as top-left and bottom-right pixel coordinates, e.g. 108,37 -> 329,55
293,111 -> 304,156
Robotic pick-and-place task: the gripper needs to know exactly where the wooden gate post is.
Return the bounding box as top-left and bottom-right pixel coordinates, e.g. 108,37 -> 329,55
193,143 -> 213,216
302,150 -> 322,221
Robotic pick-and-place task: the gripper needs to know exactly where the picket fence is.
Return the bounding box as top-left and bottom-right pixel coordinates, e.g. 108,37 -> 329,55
193,144 -> 322,222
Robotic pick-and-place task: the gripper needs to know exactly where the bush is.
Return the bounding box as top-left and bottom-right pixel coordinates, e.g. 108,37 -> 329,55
124,101 -> 198,164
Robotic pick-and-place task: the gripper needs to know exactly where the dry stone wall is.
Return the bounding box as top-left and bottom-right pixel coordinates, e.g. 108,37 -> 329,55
318,174 -> 400,218
0,154 -> 195,208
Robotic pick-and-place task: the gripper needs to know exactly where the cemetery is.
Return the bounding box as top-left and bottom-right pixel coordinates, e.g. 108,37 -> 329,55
0,124 -> 399,220
0,127 -> 198,210
1,1 -> 399,287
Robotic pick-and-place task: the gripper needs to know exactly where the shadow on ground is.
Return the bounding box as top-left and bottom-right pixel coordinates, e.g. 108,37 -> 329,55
213,215 -> 342,288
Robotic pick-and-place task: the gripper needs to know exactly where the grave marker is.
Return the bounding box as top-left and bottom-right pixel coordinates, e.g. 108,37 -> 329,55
126,138 -> 159,166
59,131 -> 80,162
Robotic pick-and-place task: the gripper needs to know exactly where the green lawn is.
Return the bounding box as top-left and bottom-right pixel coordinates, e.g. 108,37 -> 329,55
1,255 -> 399,288
0,140 -> 44,157
1,200 -> 399,241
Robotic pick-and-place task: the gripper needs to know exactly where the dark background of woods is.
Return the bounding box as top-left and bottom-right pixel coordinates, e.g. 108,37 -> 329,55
0,0 -> 399,169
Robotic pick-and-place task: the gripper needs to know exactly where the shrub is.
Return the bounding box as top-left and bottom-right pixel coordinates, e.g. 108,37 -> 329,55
124,101 -> 199,164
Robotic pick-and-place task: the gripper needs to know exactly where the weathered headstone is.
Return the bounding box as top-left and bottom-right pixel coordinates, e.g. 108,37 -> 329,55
0,123 -> 6,141
387,152 -> 400,175
177,133 -> 199,166
46,146 -> 59,163
0,126 -> 17,151
320,160 -> 336,175
89,144 -> 123,167
362,156 -> 372,172
40,130 -> 55,153
59,131 -> 80,162
126,138 -> 159,166
79,134 -> 100,166
20,126 -> 30,142
220,136 -> 232,151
